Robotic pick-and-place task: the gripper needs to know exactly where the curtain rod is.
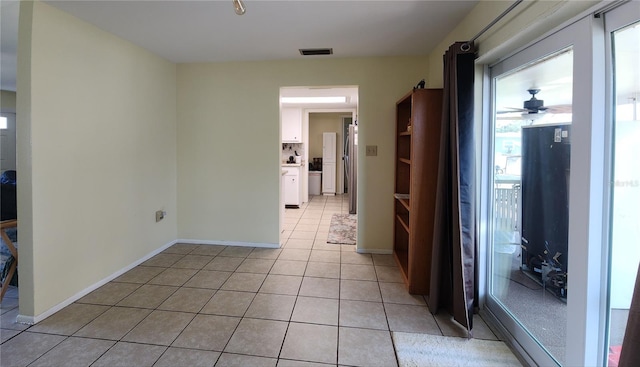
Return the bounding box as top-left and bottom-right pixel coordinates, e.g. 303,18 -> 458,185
461,0 -> 523,51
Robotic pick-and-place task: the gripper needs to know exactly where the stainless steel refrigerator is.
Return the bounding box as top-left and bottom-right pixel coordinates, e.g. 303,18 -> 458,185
344,123 -> 358,214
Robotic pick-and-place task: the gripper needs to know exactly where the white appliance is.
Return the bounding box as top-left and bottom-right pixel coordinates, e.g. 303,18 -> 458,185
283,166 -> 301,207
309,171 -> 321,196
322,132 -> 336,195
344,123 -> 357,213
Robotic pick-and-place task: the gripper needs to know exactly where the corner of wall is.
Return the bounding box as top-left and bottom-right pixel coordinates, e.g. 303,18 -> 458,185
15,0 -> 35,317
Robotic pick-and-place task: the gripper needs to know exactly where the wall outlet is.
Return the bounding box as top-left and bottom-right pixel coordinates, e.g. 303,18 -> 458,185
155,210 -> 166,222
366,145 -> 378,156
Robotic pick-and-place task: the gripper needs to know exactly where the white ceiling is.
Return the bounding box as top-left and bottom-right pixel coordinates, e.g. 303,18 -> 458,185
0,0 -> 481,92
2,1 -> 638,111
495,49 -> 574,114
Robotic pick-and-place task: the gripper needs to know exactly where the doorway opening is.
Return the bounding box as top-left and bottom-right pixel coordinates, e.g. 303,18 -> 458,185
279,86 -> 358,246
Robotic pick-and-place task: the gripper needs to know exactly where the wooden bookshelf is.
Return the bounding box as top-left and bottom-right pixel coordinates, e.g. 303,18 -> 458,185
393,88 -> 443,295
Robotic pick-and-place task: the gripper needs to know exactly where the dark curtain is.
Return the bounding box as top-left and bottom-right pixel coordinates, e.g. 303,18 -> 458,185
427,41 -> 476,334
619,263 -> 640,367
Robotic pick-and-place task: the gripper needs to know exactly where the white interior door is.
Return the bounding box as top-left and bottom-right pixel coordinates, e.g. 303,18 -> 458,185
323,132 -> 336,163
322,132 -> 337,194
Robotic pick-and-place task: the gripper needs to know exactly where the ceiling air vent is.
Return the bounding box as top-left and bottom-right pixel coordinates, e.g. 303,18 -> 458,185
299,48 -> 333,56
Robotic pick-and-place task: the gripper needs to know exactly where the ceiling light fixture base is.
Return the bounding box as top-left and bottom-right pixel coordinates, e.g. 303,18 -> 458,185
233,0 -> 246,15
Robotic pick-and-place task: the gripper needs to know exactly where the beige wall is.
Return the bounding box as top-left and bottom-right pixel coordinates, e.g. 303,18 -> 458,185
309,112 -> 343,160
17,1 -> 177,318
177,57 -> 429,250
1,90 -> 17,112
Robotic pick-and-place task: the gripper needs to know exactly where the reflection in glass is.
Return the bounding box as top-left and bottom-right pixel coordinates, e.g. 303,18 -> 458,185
491,48 -> 573,365
606,21 -> 640,367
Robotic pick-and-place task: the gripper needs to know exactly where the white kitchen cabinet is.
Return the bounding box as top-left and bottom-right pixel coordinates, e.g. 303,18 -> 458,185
322,132 -> 337,195
284,166 -> 301,206
322,132 -> 337,163
322,163 -> 336,195
282,107 -> 302,143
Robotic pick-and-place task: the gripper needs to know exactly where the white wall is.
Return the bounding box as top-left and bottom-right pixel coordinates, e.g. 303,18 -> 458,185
17,1 -> 177,318
177,57 -> 429,251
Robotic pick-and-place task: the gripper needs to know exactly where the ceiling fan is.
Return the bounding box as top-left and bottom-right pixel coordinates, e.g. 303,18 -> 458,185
498,88 -> 547,115
496,88 -> 572,120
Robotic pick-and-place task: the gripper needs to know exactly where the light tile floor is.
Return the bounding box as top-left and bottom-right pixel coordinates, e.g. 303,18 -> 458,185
1,194 -> 505,367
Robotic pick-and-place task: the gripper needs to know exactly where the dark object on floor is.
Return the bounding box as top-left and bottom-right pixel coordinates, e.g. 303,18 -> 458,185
1,170 -> 17,221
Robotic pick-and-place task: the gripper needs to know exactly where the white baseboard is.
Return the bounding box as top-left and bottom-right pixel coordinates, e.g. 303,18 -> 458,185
17,239 -> 302,324
176,239 -> 279,249
356,247 -> 393,255
16,239 -> 178,325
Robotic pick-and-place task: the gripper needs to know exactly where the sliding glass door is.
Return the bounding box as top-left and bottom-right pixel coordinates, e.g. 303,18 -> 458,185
485,2 -> 640,366
604,3 -> 640,366
490,49 -> 573,366
485,13 -> 608,367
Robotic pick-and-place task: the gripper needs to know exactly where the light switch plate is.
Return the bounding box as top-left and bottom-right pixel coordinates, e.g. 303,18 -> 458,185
155,210 -> 165,222
366,145 -> 378,156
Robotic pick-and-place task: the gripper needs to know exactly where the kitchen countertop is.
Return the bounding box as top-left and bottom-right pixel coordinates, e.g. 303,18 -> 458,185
282,163 -> 303,167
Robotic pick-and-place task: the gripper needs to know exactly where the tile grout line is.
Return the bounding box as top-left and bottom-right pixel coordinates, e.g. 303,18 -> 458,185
97,245 -> 197,364
4,195 -> 413,366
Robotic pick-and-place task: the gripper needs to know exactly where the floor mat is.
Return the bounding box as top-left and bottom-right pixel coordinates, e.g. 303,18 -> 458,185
326,214 -> 356,245
392,332 -> 522,367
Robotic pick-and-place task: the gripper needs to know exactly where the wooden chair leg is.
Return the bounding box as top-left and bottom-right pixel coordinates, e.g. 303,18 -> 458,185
0,220 -> 18,303
0,259 -> 16,302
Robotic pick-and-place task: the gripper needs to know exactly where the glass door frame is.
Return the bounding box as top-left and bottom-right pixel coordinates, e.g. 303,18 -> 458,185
482,14 -> 608,367
603,2 -> 640,365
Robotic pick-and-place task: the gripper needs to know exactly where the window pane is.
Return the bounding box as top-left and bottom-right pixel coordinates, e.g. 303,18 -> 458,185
607,21 -> 640,367
491,48 -> 573,365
